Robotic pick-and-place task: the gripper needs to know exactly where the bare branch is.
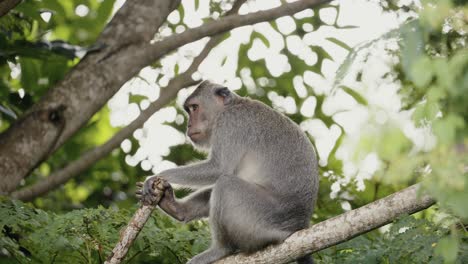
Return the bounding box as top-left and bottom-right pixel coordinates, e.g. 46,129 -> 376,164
104,180 -> 166,264
11,0 -> 248,201
104,204 -> 156,264
215,184 -> 435,263
137,0 -> 331,69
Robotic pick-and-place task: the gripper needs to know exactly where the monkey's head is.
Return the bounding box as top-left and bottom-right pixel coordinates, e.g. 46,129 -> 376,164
183,81 -> 236,147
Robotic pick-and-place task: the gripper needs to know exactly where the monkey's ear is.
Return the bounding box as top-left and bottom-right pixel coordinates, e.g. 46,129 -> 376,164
215,87 -> 232,105
215,87 -> 230,97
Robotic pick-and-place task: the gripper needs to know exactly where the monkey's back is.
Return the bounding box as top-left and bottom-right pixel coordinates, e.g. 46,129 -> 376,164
216,98 -> 318,217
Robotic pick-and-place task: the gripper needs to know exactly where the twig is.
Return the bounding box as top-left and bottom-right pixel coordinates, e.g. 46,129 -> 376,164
104,181 -> 165,264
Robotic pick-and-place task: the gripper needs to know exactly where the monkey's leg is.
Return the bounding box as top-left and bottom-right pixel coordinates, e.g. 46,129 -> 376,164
158,185 -> 212,223
211,176 -> 293,253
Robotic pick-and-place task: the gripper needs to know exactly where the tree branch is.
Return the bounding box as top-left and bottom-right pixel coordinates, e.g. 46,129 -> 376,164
104,181 -> 165,264
0,105 -> 66,194
215,184 -> 435,263
0,0 -> 180,190
11,0 -> 248,201
137,0 -> 332,70
0,0 -> 21,17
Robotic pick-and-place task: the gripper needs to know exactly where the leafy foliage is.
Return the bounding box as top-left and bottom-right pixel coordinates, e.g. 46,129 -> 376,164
0,198 -> 210,263
331,0 -> 468,262
317,215 -> 467,264
1,198 -> 463,263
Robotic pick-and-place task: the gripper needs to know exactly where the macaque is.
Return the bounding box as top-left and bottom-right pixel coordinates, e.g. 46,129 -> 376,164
137,81 -> 318,264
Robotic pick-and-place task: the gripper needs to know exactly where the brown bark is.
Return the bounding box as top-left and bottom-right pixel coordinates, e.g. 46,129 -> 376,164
0,105 -> 66,194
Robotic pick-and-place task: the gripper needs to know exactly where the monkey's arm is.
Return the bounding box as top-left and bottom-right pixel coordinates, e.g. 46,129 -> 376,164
158,186 -> 211,223
159,159 -> 221,185
143,159 -> 220,198
136,181 -> 210,222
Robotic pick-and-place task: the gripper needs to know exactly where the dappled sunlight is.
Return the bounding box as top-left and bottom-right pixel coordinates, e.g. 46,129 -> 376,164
107,0 -> 409,193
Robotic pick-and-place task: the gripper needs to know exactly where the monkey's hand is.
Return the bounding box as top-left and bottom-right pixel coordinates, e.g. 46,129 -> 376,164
136,176 -> 169,205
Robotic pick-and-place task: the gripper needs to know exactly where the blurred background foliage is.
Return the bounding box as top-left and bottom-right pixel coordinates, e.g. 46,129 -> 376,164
0,0 -> 466,263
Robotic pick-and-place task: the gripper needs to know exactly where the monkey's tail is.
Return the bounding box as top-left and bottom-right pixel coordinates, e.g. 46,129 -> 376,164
297,254 -> 314,264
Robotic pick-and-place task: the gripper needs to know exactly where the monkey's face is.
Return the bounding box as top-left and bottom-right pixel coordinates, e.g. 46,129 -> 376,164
185,98 -> 216,147
183,81 -> 234,147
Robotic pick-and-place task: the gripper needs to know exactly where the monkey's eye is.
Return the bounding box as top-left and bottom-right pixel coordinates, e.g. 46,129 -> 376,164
189,104 -> 198,112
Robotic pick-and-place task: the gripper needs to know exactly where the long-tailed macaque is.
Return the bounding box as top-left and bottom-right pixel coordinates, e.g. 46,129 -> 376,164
137,81 -> 318,264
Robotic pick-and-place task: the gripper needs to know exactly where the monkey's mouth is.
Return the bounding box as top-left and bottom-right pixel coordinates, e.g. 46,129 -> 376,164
188,132 -> 201,138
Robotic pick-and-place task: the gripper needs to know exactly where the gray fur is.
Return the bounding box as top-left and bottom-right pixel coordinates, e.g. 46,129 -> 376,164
142,81 -> 319,264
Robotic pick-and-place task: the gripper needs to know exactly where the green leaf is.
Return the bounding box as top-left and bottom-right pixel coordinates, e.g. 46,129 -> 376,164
435,236 -> 459,264
432,114 -> 465,145
412,100 -> 440,125
432,59 -> 453,90
399,20 -> 425,80
251,31 -> 270,48
378,128 -> 411,160
326,37 -> 352,51
410,55 -> 434,88
129,94 -> 147,104
96,0 -> 117,25
340,85 -> 368,106
333,20 -> 405,87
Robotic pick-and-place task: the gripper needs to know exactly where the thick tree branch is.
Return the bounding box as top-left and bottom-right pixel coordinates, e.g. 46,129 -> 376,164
0,105 -> 66,194
215,184 -> 435,263
0,0 -> 180,191
11,0 -> 248,201
0,0 -> 21,17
